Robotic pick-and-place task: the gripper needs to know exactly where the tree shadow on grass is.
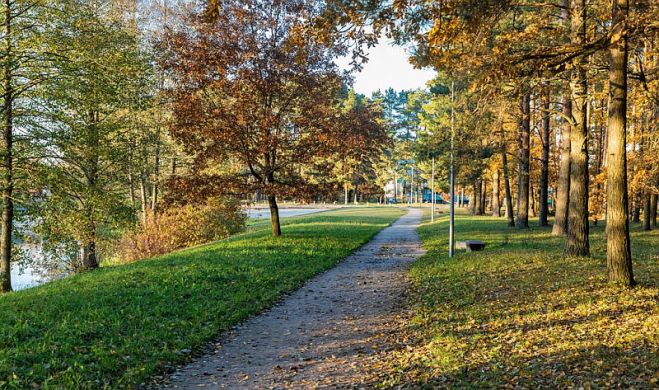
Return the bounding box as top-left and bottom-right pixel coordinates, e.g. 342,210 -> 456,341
417,344 -> 657,388
387,215 -> 659,389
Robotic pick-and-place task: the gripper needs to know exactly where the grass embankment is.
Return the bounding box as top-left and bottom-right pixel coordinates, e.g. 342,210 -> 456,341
386,211 -> 658,388
0,207 -> 404,389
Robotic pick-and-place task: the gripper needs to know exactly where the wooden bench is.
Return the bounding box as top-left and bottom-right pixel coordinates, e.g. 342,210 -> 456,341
456,240 -> 486,252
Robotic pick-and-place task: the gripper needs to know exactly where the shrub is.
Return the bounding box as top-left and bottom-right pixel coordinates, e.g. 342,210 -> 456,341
116,198 -> 246,262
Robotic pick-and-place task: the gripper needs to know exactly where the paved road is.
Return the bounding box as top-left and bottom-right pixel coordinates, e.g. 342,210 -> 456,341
162,208 -> 425,389
246,208 -> 329,219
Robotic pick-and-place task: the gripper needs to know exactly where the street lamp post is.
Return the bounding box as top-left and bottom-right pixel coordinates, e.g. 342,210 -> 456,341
449,80 -> 455,258
431,156 -> 435,222
393,171 -> 397,204
410,166 -> 414,205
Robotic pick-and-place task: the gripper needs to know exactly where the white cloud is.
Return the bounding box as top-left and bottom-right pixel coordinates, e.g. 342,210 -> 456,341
338,40 -> 436,96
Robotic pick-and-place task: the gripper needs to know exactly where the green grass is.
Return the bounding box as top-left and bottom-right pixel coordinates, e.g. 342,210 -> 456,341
0,207 -> 404,389
384,211 -> 658,388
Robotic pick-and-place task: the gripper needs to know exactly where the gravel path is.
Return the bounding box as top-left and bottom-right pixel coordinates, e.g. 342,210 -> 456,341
162,208 -> 425,389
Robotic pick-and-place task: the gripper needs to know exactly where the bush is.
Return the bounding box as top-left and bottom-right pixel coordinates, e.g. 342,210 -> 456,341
116,198 -> 246,262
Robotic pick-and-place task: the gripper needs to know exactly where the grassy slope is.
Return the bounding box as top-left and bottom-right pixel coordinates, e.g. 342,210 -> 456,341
0,207 -> 404,389
387,211 -> 658,388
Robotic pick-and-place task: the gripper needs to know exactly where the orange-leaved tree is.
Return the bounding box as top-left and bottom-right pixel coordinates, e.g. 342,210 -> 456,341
162,0 -> 383,236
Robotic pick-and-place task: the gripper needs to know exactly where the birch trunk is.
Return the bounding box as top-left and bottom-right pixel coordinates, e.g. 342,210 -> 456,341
0,0 -> 12,292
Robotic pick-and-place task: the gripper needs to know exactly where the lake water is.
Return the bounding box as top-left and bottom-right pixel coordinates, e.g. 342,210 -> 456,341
10,208 -> 330,291
10,265 -> 42,291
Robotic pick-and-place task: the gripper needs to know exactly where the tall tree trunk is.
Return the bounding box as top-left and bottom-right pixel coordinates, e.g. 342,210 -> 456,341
140,172 -> 149,223
516,92 -> 531,229
151,129 -> 161,210
81,217 -> 98,270
643,194 -> 651,231
0,0 -> 12,292
457,186 -> 461,207
566,0 -> 590,256
470,182 -> 477,215
530,185 -> 537,218
151,74 -> 165,210
500,132 -> 515,227
475,179 -> 483,215
492,170 -> 501,217
81,113 -> 100,270
651,194 -> 657,228
393,172 -> 397,203
595,99 -> 606,225
268,194 -> 281,236
539,94 -> 550,226
128,169 -> 137,210
344,184 -> 348,205
480,179 -> 486,215
553,95 -> 572,235
170,154 -> 177,175
605,0 -> 633,286
631,192 -> 640,223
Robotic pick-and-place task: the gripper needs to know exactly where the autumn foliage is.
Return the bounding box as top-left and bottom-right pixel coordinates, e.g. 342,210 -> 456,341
116,198 -> 246,263
162,0 -> 387,236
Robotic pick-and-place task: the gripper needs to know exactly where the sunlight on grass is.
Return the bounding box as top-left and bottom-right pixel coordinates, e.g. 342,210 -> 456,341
0,207 -> 404,389
382,214 -> 658,388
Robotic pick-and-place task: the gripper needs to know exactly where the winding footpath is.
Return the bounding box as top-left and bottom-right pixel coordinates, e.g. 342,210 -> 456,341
162,208 -> 425,389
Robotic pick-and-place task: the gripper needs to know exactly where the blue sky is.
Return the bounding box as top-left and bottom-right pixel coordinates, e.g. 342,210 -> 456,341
339,40 -> 436,97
